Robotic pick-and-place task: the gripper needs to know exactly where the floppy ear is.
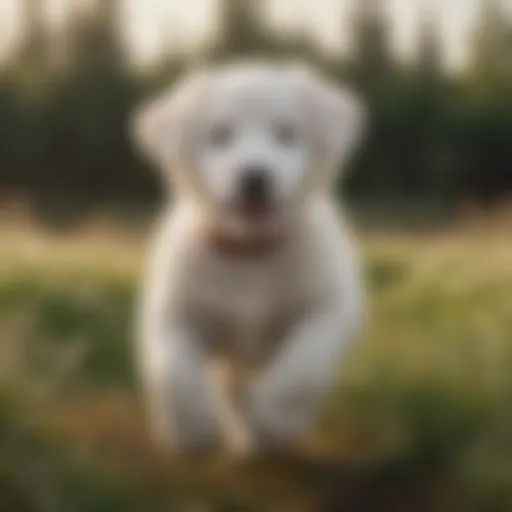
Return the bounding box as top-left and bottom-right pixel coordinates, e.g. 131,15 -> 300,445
317,79 -> 367,173
293,67 -> 366,182
131,70 -> 208,173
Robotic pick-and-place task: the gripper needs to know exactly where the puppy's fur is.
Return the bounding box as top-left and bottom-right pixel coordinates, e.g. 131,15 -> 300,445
133,62 -> 367,456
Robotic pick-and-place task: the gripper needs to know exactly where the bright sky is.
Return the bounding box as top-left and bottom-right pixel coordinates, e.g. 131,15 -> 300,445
0,0 -> 511,70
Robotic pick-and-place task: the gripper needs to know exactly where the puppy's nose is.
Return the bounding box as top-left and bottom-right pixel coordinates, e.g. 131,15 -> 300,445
239,167 -> 270,203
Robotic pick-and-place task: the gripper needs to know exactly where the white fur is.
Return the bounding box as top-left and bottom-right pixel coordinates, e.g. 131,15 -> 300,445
133,62 -> 367,455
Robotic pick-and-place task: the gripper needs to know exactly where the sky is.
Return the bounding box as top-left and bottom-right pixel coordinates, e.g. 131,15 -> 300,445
0,0 -> 511,70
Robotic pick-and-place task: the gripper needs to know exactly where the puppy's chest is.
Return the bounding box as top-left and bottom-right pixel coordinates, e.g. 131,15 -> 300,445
188,257 -> 288,327
186,256 -> 299,363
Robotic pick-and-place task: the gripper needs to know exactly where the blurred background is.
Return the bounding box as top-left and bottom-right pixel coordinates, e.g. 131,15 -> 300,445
0,1 -> 511,510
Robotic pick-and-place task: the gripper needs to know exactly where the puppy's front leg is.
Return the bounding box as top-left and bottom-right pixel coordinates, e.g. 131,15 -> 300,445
140,324 -> 220,454
250,299 -> 361,447
208,357 -> 255,457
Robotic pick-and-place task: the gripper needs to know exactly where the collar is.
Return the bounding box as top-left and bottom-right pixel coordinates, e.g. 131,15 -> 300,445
205,228 -> 285,261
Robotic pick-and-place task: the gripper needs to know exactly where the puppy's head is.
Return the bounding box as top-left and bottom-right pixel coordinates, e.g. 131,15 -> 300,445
133,62 -> 366,234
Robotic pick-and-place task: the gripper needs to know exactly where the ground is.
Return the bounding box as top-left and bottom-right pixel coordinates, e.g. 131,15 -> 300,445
1,214 -> 511,511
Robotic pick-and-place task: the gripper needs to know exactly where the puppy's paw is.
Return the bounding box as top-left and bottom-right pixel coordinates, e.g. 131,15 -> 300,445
249,384 -> 316,450
149,421 -> 219,459
221,419 -> 258,460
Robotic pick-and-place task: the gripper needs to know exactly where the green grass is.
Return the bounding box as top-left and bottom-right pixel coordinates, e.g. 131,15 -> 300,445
1,226 -> 512,511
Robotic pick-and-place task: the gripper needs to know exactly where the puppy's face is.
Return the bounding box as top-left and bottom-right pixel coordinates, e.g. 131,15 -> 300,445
196,71 -> 312,226
134,63 -> 366,233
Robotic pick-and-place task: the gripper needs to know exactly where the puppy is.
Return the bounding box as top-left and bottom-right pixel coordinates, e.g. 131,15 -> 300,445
133,62 -> 367,456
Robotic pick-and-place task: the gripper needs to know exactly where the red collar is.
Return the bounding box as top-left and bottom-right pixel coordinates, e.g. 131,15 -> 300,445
205,229 -> 285,260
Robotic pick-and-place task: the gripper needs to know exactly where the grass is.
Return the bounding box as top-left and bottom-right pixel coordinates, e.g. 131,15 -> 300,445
1,219 -> 511,511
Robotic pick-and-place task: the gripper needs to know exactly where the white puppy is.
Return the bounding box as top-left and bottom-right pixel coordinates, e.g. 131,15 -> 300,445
133,62 -> 367,456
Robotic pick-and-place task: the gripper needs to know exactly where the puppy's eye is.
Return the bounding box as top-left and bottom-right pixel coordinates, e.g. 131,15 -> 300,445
208,123 -> 234,148
274,122 -> 299,147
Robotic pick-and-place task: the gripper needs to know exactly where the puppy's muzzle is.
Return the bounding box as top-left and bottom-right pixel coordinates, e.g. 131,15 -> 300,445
239,166 -> 271,204
236,166 -> 275,222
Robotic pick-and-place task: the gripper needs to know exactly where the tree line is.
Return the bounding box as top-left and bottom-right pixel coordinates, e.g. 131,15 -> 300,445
0,0 -> 511,220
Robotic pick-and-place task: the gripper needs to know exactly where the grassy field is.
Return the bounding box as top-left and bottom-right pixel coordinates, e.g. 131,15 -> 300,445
1,217 -> 512,511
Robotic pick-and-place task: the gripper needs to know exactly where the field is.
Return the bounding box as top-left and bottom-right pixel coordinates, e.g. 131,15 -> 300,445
1,215 -> 512,511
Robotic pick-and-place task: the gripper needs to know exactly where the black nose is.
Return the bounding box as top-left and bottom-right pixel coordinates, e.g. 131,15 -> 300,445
239,167 -> 270,203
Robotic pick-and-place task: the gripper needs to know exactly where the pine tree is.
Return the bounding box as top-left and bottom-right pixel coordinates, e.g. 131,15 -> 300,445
215,0 -> 268,57
71,0 -> 124,71
18,0 -> 49,68
349,0 -> 393,84
470,0 -> 511,86
416,7 -> 443,80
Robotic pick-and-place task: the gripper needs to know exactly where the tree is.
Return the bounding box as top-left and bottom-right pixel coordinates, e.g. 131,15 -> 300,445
70,0 -> 125,72
416,7 -> 443,81
470,0 -> 512,87
348,0 -> 394,84
215,0 -> 266,57
18,0 -> 49,68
